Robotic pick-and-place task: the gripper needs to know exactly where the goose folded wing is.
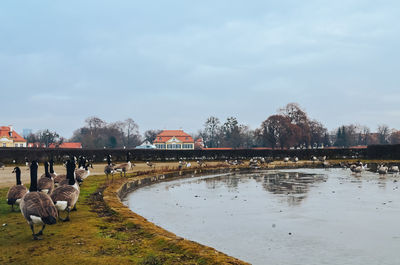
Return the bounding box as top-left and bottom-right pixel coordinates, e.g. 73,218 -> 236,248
51,186 -> 79,206
7,185 -> 28,201
22,193 -> 58,220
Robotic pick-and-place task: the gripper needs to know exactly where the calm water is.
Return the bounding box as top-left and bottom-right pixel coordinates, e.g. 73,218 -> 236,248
124,169 -> 400,265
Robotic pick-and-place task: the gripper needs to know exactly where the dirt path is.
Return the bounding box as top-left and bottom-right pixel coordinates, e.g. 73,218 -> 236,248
0,161 -> 223,188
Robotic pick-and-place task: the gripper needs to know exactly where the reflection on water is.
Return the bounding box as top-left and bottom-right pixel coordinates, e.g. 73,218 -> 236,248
125,169 -> 400,265
189,171 -> 327,206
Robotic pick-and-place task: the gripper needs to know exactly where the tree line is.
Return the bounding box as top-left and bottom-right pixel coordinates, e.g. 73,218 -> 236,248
25,103 -> 400,149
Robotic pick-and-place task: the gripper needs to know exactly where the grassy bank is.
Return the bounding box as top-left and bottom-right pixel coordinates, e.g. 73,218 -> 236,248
0,168 -> 247,265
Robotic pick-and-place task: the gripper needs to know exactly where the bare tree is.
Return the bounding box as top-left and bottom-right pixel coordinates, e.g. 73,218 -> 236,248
201,116 -> 221,148
390,130 -> 400,144
259,115 -> 298,149
377,124 -> 391,144
144,129 -> 162,143
123,118 -> 140,147
279,103 -> 308,125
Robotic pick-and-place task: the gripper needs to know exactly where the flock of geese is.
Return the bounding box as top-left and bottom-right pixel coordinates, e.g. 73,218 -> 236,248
347,161 -> 400,175
103,153 -> 206,181
103,153 -> 134,180
6,156 -> 91,240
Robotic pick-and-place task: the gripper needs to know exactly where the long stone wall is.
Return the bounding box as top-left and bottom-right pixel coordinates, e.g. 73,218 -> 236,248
0,146 -> 372,164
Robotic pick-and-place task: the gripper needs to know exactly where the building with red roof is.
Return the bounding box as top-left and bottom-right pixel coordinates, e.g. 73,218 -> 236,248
194,138 -> 204,149
0,126 -> 27,147
48,142 -> 82,149
153,130 -> 194,150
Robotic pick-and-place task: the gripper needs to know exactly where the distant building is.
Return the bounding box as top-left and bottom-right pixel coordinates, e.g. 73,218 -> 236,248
0,126 -> 27,147
153,130 -> 194,150
48,142 -> 82,149
135,140 -> 156,149
194,138 -> 204,149
22,128 -> 32,138
27,142 -> 46,148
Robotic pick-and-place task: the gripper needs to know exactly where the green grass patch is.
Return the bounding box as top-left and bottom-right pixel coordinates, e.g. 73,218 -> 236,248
1,172 -> 243,264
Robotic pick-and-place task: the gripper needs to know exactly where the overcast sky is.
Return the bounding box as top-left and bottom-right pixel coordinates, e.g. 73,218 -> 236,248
2,1 -> 400,137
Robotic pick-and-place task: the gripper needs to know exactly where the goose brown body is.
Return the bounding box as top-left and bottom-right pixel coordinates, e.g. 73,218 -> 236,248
51,185 -> 79,211
114,161 -> 132,177
37,162 -> 54,194
7,167 -> 28,210
75,168 -> 89,182
114,153 -> 133,177
37,177 -> 54,194
51,159 -> 80,221
54,174 -> 66,185
20,161 -> 58,240
20,192 -> 58,224
40,172 -> 57,179
7,185 -> 28,205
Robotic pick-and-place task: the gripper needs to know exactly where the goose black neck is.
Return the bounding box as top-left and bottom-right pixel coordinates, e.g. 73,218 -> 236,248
78,156 -> 85,168
29,162 -> 38,192
15,167 -> 21,185
44,162 -> 51,178
107,155 -> 111,165
67,160 -> 75,185
49,159 -> 55,174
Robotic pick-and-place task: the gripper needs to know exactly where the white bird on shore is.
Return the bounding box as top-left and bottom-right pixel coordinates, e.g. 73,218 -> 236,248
389,166 -> 399,173
378,165 -> 388,175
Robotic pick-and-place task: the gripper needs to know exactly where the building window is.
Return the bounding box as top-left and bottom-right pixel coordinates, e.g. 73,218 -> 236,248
156,144 -> 165,149
20,144 -> 24,147
2,143 -> 5,147
183,144 -> 193,149
15,144 -> 18,147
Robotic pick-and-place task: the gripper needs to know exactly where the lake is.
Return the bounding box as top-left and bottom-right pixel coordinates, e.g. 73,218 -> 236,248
124,169 -> 400,265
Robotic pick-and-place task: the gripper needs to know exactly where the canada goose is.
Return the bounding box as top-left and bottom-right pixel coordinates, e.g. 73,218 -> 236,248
378,165 -> 388,175
104,154 -> 115,181
37,162 -> 54,195
7,167 -> 28,211
40,159 -> 57,179
106,154 -> 112,165
196,160 -> 206,167
114,152 -> 133,177
351,162 -> 367,173
323,161 -> 330,168
49,159 -> 57,177
283,157 -> 289,162
389,166 -> 399,173
75,159 -> 90,183
20,161 -> 58,240
78,156 -> 85,168
25,157 -> 30,170
104,164 -> 115,181
51,159 -> 80,222
146,161 -> 155,168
